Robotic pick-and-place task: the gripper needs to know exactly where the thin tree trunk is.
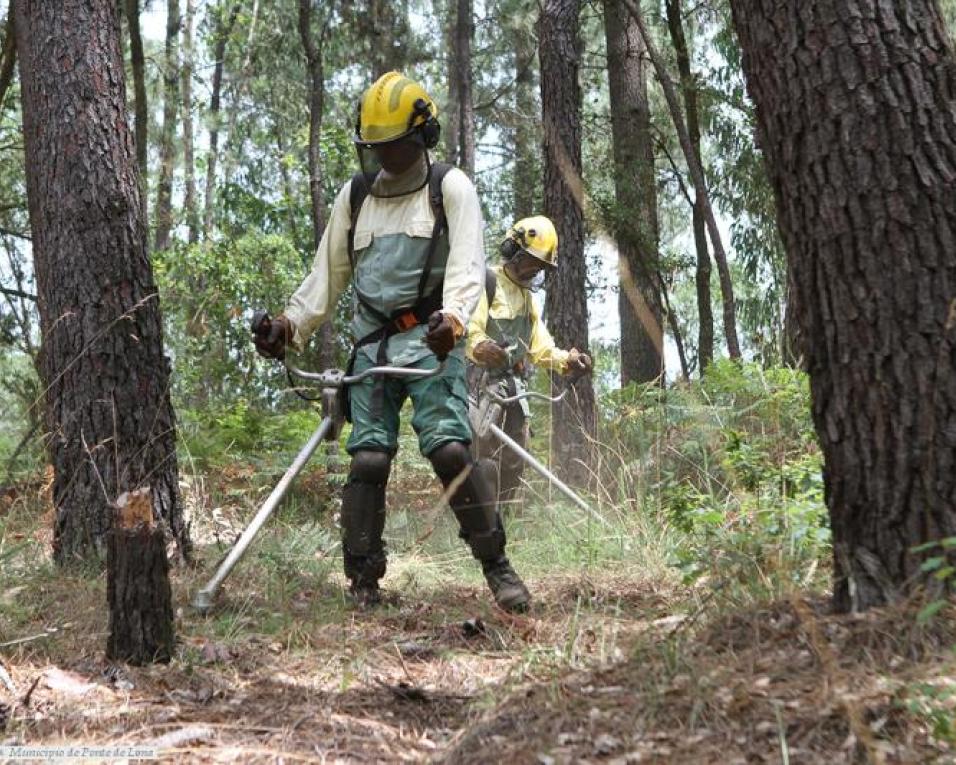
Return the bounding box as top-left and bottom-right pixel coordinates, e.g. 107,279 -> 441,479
621,0 -> 740,360
660,274 -> 690,380
297,0 -> 336,371
665,0 -> 714,372
603,0 -> 663,386
153,0 -> 181,253
512,12 -> 537,218
15,0 -> 188,563
444,0 -> 460,166
123,0 -> 148,222
202,2 -> 240,243
455,0 -> 475,176
730,0 -> 956,611
181,0 -> 199,243
540,0 -> 596,483
0,8 -> 16,111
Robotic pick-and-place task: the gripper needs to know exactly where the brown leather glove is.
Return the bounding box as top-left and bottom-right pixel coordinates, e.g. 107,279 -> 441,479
425,311 -> 458,360
253,314 -> 294,360
472,340 -> 509,369
564,348 -> 593,379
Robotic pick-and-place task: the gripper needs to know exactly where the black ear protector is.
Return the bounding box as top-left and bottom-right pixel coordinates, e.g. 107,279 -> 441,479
499,226 -> 528,261
410,97 -> 441,149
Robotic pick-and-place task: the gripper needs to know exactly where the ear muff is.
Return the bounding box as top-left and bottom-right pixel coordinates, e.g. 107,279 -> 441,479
499,237 -> 521,261
412,98 -> 441,149
499,226 -> 527,261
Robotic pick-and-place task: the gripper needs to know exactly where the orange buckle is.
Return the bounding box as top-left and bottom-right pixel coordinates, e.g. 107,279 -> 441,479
394,312 -> 418,332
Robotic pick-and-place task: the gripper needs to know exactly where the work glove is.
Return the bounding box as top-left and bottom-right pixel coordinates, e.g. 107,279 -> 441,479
253,313 -> 294,360
425,311 -> 458,360
473,340 -> 509,369
564,348 -> 593,379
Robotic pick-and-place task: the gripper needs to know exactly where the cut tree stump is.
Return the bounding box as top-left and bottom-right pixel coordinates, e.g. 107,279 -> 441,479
106,487 -> 174,664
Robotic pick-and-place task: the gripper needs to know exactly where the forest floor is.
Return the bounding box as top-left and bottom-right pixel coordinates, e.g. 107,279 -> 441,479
2,460 -> 955,763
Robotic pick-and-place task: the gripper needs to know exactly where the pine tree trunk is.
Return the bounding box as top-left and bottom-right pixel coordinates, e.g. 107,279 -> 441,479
123,0 -> 147,222
512,11 -> 537,218
153,0 -> 180,253
621,0 -> 741,361
201,2 -> 240,243
540,0 -> 596,483
730,0 -> 956,612
444,0 -> 460,167
455,0 -> 475,177
664,0 -> 714,373
181,0 -> 199,244
106,488 -> 174,665
15,0 -> 188,563
603,0 -> 663,386
298,0 -> 337,372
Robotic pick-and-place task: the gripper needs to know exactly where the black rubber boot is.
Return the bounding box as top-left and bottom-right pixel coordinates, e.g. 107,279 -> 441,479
341,451 -> 390,608
430,442 -> 531,612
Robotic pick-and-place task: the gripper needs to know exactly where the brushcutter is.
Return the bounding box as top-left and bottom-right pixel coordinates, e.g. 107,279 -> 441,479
192,315 -> 444,614
469,382 -> 609,528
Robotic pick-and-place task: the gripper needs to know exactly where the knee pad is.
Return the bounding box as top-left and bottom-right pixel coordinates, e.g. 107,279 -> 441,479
428,441 -> 472,485
348,450 -> 391,486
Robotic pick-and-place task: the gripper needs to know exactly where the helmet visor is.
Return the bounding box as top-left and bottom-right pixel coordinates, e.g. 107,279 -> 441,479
354,138 -> 430,199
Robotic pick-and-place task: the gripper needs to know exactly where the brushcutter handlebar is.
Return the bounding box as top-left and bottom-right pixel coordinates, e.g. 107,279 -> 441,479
486,387 -> 567,405
284,362 -> 444,388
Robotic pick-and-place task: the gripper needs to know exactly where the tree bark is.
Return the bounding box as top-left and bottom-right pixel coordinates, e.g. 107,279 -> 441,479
181,0 -> 199,244
454,0 -> 475,176
540,0 -> 596,483
122,0 -> 148,209
444,0 -> 461,166
0,8 -> 16,111
621,0 -> 741,361
153,0 -> 181,253
729,0 -> 956,611
202,2 -> 240,243
298,0 -> 337,372
512,11 -> 537,218
665,0 -> 714,373
106,488 -> 174,665
603,0 -> 663,386
15,0 -> 188,563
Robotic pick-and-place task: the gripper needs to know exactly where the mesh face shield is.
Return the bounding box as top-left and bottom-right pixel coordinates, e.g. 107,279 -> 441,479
505,251 -> 553,292
353,133 -> 431,199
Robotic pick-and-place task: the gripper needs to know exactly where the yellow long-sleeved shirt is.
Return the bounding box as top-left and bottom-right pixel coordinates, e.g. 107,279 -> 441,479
466,265 -> 571,373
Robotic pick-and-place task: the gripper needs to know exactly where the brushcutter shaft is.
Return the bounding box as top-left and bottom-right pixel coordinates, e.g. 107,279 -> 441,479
192,416 -> 334,613
486,421 -> 609,528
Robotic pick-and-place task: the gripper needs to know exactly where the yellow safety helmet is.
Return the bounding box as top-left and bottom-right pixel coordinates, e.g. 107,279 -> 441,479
500,216 -> 559,268
354,71 -> 440,148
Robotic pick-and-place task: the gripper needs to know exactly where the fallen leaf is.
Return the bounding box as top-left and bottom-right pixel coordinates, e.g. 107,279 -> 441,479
43,668 -> 97,697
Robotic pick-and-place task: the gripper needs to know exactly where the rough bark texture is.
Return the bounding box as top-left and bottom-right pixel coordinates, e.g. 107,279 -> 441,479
665,0 -> 714,373
729,0 -> 956,611
540,0 -> 596,482
621,0 -> 741,361
15,0 -> 188,563
153,0 -> 180,253
454,0 -> 475,177
181,0 -> 199,244
122,0 -> 147,195
201,2 -> 240,243
603,0 -> 664,386
106,488 -> 174,665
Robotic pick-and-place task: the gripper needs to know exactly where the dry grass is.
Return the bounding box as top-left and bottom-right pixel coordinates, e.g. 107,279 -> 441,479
2,466 -> 955,764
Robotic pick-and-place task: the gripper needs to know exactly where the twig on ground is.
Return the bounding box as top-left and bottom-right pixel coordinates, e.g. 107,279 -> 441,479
21,676 -> 40,708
